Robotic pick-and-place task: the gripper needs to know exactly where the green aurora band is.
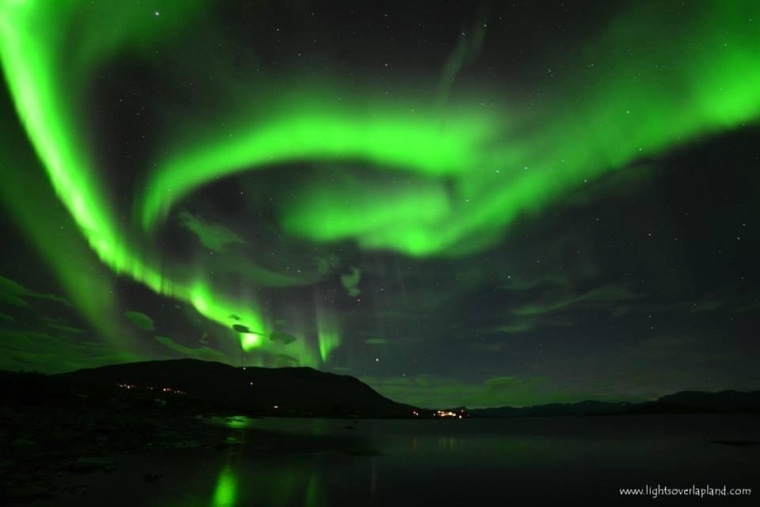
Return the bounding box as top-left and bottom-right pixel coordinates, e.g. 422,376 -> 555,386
1,0 -> 759,366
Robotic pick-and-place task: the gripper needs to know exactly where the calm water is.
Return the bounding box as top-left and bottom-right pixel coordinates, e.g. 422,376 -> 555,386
35,415 -> 760,506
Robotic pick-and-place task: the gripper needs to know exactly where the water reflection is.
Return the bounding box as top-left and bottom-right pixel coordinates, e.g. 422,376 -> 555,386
187,415 -> 760,506
210,466 -> 237,506
210,421 -> 244,506
206,419 -> 328,507
437,435 -> 457,451
370,456 -> 377,496
207,462 -> 328,507
23,415 -> 757,506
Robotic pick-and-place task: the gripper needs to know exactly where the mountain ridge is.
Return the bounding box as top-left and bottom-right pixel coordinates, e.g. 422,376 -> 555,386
2,360 -> 759,417
1,358 -> 426,418
468,389 -> 760,417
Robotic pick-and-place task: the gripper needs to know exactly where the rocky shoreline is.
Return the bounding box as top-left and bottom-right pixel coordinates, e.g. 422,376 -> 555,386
0,405 -> 379,505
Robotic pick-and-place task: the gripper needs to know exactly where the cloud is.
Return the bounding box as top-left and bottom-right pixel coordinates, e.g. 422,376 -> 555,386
154,335 -> 227,363
610,305 -> 632,317
0,292 -> 27,307
365,338 -> 387,346
46,323 -> 86,335
660,291 -> 760,316
471,342 -> 506,353
511,284 -> 637,317
483,376 -> 544,390
493,322 -> 534,335
734,301 -> 760,314
269,331 -> 297,345
340,267 -> 361,297
360,374 -> 558,409
124,311 -> 155,331
223,258 -> 320,288
0,274 -> 70,307
528,332 -> 760,398
475,316 -> 576,349
272,354 -> 299,367
501,273 -> 573,293
0,330 -> 145,373
232,324 -> 252,333
689,299 -> 726,313
561,163 -> 657,208
178,211 -> 245,252
317,256 -> 340,276
329,366 -> 353,375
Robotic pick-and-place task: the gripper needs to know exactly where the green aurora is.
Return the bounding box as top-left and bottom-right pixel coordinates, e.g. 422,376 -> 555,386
1,0 -> 759,402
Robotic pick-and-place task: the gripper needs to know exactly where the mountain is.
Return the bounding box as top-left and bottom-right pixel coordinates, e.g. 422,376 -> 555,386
470,391 -> 760,417
4,362 -> 759,418
470,400 -> 633,417
657,390 -> 760,412
0,359 -> 426,418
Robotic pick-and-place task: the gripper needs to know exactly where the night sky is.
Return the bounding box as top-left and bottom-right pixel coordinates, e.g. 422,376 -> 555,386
1,0 -> 758,408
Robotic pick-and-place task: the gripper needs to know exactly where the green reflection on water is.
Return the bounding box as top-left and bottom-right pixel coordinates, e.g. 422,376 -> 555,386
210,465 -> 238,506
207,419 -> 329,507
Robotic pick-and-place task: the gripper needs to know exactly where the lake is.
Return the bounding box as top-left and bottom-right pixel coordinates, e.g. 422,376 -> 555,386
29,414 -> 759,506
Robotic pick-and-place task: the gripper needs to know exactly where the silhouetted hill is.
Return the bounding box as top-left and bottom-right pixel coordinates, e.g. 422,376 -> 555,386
4,363 -> 759,418
657,390 -> 760,412
0,360 -> 425,418
470,400 -> 633,417
470,390 -> 760,417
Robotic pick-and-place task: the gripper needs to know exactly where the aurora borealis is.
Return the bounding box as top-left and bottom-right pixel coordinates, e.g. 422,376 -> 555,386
1,0 -> 758,408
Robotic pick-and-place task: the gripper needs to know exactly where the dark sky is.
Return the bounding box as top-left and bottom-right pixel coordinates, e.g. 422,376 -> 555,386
1,0 -> 758,408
